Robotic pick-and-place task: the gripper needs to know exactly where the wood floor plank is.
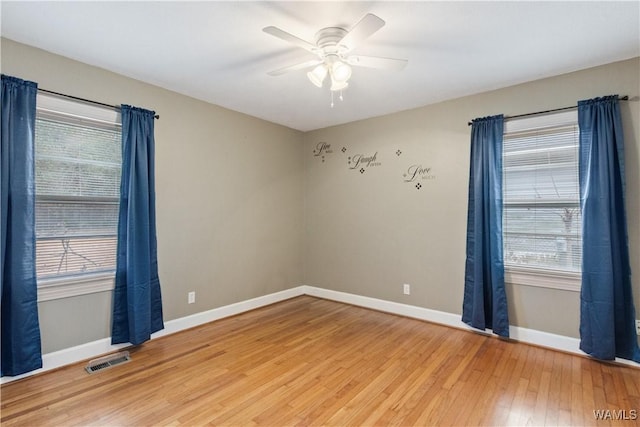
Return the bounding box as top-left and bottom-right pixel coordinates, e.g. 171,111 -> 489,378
2,295 -> 640,426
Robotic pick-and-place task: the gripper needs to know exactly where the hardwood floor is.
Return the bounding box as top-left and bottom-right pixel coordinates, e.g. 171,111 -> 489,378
2,295 -> 639,426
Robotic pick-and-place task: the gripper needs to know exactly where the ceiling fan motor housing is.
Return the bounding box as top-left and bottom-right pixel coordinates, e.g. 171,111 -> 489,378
314,27 -> 349,59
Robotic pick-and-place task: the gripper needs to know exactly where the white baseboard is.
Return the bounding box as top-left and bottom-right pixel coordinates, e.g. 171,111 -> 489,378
153,286 -> 306,339
3,284 -> 635,384
302,285 -> 469,330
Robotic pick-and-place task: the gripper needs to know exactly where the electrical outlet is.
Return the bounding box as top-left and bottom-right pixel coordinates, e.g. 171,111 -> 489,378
636,320 -> 640,335
188,291 -> 196,304
403,284 -> 411,295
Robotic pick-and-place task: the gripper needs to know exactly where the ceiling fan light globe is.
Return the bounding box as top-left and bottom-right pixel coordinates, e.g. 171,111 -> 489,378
331,61 -> 352,83
330,80 -> 349,92
307,65 -> 328,88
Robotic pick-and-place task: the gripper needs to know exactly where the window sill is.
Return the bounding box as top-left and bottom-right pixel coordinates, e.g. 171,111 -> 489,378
37,273 -> 115,302
505,266 -> 581,292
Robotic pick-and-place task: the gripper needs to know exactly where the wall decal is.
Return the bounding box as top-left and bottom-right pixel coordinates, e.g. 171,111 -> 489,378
312,141 -> 333,163
403,164 -> 436,189
313,144 -> 440,189
348,152 -> 382,174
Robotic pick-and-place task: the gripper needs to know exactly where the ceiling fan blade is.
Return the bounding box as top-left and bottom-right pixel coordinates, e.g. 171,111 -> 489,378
339,13 -> 385,52
267,59 -> 323,76
263,26 -> 317,53
347,55 -> 408,71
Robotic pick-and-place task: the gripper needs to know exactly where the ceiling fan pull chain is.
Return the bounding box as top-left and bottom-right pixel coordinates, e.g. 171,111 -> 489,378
331,91 -> 335,108
339,90 -> 344,102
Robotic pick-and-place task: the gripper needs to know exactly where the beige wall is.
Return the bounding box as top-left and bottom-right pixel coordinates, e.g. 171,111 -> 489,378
2,36 -> 639,352
1,38 -> 305,353
304,57 -> 640,338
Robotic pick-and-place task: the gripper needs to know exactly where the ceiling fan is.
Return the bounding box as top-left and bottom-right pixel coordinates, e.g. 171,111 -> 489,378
263,14 -> 407,96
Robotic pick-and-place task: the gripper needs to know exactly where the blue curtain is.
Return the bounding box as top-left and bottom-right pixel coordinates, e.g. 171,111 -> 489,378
1,75 -> 42,376
111,105 -> 164,345
578,96 -> 640,362
462,115 -> 509,337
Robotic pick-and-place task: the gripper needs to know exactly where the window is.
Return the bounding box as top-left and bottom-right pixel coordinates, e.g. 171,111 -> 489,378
35,94 -> 121,301
502,111 -> 582,291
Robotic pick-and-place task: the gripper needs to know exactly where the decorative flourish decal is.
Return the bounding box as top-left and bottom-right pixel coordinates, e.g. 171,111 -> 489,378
348,152 -> 381,174
312,141 -> 333,163
403,164 -> 436,189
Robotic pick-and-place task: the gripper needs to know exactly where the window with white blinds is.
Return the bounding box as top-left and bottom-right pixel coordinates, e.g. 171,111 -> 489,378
34,94 -> 121,298
502,110 -> 582,290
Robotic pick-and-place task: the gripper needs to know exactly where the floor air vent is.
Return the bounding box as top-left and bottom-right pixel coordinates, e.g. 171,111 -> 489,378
85,351 -> 131,374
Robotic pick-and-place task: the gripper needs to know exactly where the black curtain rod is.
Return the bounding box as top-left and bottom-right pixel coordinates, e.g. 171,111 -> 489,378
38,88 -> 160,119
467,95 -> 629,126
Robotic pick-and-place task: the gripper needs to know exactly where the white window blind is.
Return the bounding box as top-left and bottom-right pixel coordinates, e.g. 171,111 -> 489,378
503,111 -> 582,278
35,94 -> 121,284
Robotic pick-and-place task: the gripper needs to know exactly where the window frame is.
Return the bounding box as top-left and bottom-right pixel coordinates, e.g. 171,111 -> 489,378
502,110 -> 582,292
35,93 -> 121,302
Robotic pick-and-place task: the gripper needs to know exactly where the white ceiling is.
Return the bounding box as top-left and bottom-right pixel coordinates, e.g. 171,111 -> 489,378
2,1 -> 639,132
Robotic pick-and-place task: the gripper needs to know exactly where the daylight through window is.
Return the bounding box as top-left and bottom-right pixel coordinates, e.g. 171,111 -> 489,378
35,95 -> 121,285
502,111 -> 582,284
